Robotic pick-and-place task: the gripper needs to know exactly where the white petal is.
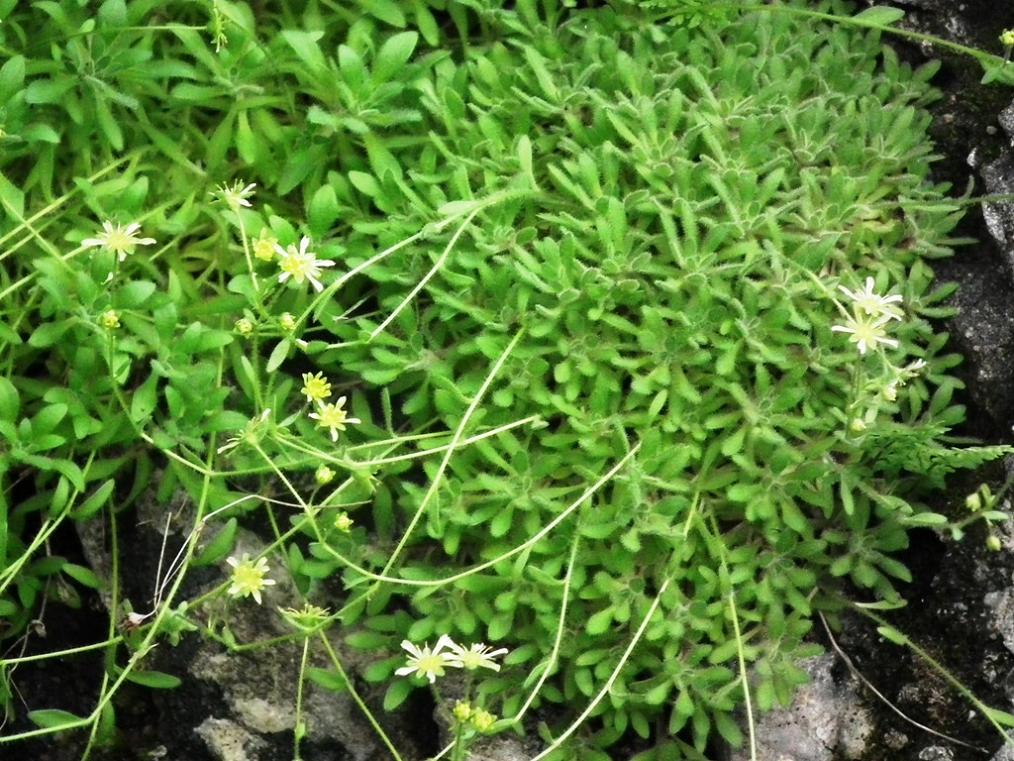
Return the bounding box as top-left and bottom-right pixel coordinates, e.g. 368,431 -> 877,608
395,665 -> 417,677
81,238 -> 105,248
400,640 -> 423,658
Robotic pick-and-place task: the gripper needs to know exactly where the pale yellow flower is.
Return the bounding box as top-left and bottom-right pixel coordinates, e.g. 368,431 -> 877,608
334,511 -> 353,533
395,635 -> 456,683
234,318 -> 254,336
226,553 -> 276,604
1002,29 -> 1014,47
276,236 -> 335,292
82,221 -> 156,262
445,641 -> 509,672
831,315 -> 898,355
279,312 -> 297,331
452,701 -> 472,723
309,396 -> 361,442
301,372 -> 332,403
838,277 -> 903,321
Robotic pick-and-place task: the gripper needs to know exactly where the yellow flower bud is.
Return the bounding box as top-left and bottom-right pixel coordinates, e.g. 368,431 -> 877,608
452,701 -> 472,723
471,708 -> 496,733
235,318 -> 254,336
987,535 -> 1003,552
101,309 -> 120,329
315,465 -> 335,485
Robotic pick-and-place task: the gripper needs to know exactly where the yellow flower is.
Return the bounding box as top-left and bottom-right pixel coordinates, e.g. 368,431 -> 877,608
82,221 -> 156,262
452,701 -> 472,723
309,396 -> 361,442
1002,29 -> 1014,47
279,312 -> 297,332
276,236 -> 335,292
301,372 -> 332,403
235,318 -> 254,336
334,511 -> 353,533
226,553 -> 276,604
100,309 -> 120,329
253,230 -> 278,261
471,709 -> 497,733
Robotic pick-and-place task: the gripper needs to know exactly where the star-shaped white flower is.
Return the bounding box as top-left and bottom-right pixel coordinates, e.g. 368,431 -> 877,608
838,277 -> 903,321
81,221 -> 156,262
445,641 -> 509,672
395,635 -> 456,683
831,314 -> 899,355
275,236 -> 335,292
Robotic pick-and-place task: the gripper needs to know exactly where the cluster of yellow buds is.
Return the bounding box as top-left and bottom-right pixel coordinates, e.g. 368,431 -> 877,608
450,701 -> 497,733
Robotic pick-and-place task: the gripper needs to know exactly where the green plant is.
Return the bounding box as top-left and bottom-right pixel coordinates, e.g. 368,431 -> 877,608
0,1 -> 1012,759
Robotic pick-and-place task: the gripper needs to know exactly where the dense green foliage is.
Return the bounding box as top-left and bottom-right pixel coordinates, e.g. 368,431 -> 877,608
0,0 -> 1011,758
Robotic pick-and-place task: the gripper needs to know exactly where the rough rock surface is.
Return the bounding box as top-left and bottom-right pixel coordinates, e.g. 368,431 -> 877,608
728,655 -> 872,761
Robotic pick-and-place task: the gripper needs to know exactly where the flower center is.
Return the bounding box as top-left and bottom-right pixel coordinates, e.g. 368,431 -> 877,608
280,252 -> 310,277
105,229 -> 132,253
415,654 -> 446,678
233,565 -> 264,592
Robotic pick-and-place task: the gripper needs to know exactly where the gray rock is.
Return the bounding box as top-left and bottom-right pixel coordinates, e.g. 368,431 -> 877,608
194,718 -> 267,761
985,587 -> 1014,655
917,746 -> 954,760
728,654 -> 873,761
993,736 -> 1014,761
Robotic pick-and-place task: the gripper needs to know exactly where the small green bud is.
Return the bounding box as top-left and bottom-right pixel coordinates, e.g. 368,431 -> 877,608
965,492 -> 982,512
235,317 -> 254,336
987,535 -> 1003,552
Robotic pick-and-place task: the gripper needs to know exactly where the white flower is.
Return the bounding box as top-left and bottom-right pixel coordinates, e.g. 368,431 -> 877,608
214,180 -> 256,212
445,641 -> 509,672
838,277 -> 903,321
831,314 -> 899,355
81,221 -> 156,262
395,635 -> 456,683
276,236 -> 335,292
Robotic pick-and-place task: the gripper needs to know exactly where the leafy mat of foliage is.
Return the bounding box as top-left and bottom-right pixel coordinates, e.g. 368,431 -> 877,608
0,0 -> 1010,758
